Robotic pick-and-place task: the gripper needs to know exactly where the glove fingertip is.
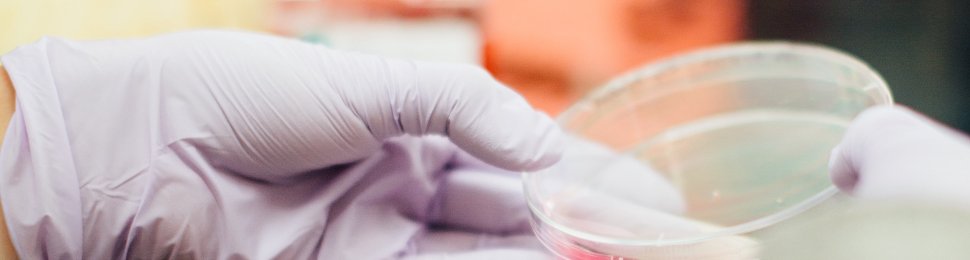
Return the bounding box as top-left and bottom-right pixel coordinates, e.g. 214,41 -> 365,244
451,109 -> 565,173
828,145 -> 858,193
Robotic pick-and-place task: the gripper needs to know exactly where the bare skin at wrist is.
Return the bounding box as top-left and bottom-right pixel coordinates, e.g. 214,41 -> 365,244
0,64 -> 21,259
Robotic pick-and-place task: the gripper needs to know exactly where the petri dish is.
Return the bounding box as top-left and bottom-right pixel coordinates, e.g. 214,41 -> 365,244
523,42 -> 893,259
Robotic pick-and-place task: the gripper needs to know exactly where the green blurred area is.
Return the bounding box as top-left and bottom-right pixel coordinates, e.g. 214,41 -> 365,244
760,197 -> 970,260
748,0 -> 970,131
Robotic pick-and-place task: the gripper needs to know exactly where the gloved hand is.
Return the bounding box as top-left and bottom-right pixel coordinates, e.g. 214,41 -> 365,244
829,105 -> 970,205
0,30 -> 562,259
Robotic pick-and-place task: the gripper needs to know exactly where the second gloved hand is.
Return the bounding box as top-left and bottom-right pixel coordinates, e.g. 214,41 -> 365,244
829,105 -> 970,204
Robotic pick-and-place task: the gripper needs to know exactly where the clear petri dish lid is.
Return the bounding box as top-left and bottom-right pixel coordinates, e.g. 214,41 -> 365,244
523,42 -> 892,253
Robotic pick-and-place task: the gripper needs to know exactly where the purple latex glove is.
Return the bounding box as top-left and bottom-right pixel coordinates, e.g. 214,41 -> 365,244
829,105 -> 970,204
0,30 -> 562,259
313,136 -> 556,259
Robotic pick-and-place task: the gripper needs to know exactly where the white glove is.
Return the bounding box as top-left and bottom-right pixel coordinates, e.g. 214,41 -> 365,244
829,105 -> 970,205
0,30 -> 562,259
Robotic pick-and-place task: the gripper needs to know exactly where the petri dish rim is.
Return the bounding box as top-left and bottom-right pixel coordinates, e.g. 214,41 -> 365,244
523,41 -> 894,247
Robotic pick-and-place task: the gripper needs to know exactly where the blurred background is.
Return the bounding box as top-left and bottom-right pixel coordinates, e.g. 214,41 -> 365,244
1,0 -> 967,131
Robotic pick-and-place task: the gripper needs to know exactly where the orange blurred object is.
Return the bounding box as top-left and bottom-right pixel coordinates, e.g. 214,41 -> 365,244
482,0 -> 745,115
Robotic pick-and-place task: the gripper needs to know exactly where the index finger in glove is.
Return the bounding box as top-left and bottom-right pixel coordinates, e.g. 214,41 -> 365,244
156,30 -> 562,178
348,60 -> 565,172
